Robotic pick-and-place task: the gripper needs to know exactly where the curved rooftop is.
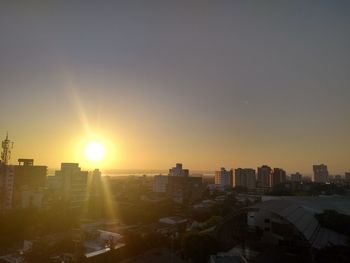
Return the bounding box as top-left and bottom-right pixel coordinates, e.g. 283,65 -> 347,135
250,196 -> 350,249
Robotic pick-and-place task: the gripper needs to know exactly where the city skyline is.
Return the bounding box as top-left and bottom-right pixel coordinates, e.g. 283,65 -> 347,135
1,1 -> 350,173
0,135 -> 346,178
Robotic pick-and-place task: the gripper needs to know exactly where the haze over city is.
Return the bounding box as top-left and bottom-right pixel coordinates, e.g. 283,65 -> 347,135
1,1 -> 349,173
2,2 -> 350,263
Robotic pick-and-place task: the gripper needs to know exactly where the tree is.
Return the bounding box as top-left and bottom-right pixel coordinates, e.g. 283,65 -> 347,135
182,233 -> 219,263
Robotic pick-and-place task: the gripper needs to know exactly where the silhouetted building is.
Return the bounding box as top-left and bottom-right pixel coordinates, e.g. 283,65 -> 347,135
169,163 -> 189,177
271,168 -> 286,187
167,175 -> 202,204
90,168 -> 102,194
257,165 -> 272,188
53,163 -> 88,209
345,172 -> 350,183
215,167 -> 233,187
235,168 -> 256,189
313,164 -> 329,183
291,172 -> 303,182
332,174 -> 343,185
0,159 -> 47,210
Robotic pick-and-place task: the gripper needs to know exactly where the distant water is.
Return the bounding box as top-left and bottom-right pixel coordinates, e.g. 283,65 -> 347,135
102,169 -> 215,177
47,169 -> 215,177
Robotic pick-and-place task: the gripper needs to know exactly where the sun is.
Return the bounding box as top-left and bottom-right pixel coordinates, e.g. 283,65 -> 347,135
85,141 -> 106,162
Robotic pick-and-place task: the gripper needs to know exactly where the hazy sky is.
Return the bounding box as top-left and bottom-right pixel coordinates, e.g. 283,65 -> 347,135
1,1 -> 349,174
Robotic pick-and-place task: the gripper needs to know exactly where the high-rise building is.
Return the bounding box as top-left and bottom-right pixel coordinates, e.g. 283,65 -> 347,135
215,168 -> 233,187
0,159 -> 47,210
54,163 -> 88,209
313,164 -> 329,183
257,165 -> 272,188
169,163 -> 189,177
89,168 -> 102,197
291,172 -> 303,182
235,168 -> 256,189
153,163 -> 202,204
271,168 -> 286,187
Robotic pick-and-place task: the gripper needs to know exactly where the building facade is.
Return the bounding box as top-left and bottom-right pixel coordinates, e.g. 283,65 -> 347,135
313,164 -> 329,183
0,159 -> 47,211
153,175 -> 168,193
345,172 -> 350,183
257,165 -> 272,188
215,167 -> 233,188
169,163 -> 189,177
271,168 -> 286,187
235,168 -> 256,189
291,172 -> 303,182
53,163 -> 88,209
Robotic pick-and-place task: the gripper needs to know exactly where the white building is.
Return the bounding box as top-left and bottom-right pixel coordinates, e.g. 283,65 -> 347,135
153,174 -> 168,193
215,167 -> 233,188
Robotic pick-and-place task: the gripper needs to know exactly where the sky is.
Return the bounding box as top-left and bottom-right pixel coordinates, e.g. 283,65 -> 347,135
0,1 -> 349,174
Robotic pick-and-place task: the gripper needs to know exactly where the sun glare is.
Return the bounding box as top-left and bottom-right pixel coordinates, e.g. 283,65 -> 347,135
85,141 -> 106,162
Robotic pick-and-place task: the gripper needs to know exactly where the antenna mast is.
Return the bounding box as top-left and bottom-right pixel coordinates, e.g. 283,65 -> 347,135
1,133 -> 13,165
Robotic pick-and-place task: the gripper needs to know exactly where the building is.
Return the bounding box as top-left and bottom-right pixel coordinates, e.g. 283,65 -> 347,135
167,175 -> 202,203
90,168 -> 102,196
53,163 -> 88,209
235,168 -> 256,189
153,174 -> 168,193
216,196 -> 350,256
169,163 -> 189,177
313,164 -> 329,183
344,172 -> 350,183
209,253 -> 247,263
0,159 -> 47,211
246,197 -> 350,250
153,164 -> 202,203
21,189 -> 45,209
215,167 -> 233,188
271,168 -> 286,187
290,172 -> 302,182
257,165 -> 272,188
